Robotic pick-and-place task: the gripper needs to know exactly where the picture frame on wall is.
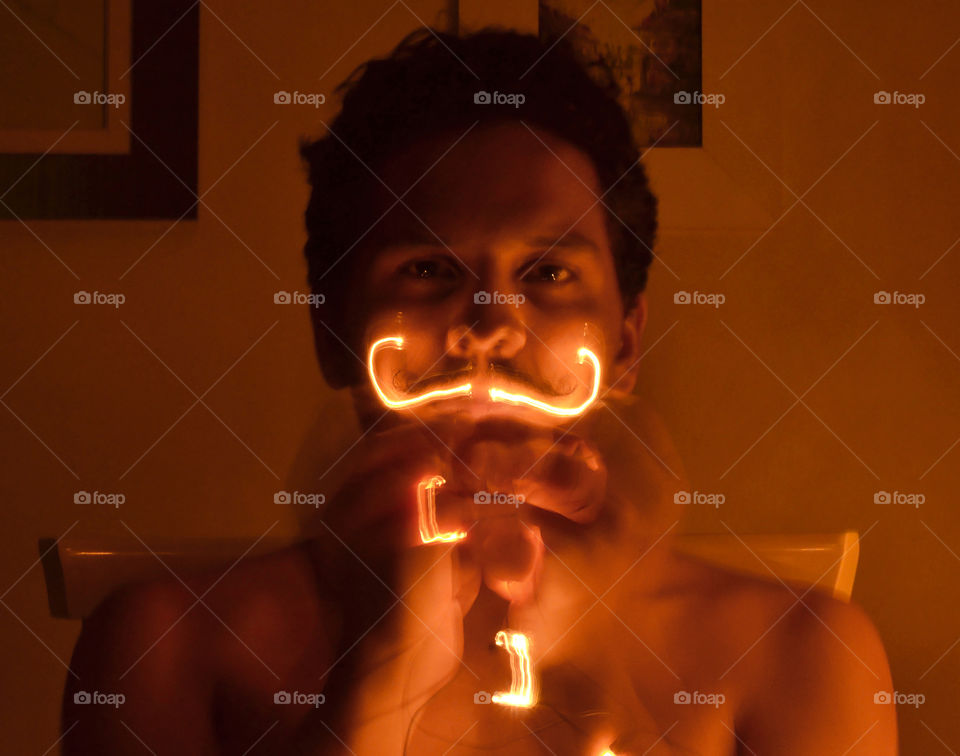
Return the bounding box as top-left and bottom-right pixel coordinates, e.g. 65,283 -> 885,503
458,0 -> 776,232
0,0 -> 199,220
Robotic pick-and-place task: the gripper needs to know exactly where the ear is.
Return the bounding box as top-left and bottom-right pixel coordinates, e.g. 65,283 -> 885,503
607,293 -> 648,397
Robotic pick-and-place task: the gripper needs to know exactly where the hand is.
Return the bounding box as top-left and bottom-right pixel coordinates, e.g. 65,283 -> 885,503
305,421 -> 482,751
506,396 -> 688,663
446,420 -> 609,602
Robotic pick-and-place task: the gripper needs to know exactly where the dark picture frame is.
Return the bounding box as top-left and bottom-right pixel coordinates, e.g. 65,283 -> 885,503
0,0 -> 199,220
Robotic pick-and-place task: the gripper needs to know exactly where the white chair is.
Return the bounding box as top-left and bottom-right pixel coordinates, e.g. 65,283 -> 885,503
38,531 -> 859,620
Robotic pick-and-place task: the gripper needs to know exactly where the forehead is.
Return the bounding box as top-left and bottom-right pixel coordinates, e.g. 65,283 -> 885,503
371,122 -> 610,250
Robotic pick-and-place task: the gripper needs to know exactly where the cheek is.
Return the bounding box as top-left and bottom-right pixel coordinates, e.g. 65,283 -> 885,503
363,307 -> 456,373
522,316 -> 597,387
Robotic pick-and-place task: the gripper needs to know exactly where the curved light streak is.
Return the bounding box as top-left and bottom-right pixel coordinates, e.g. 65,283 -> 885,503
416,475 -> 467,544
487,347 -> 601,417
492,630 -> 537,708
367,336 -> 472,409
368,336 -> 601,417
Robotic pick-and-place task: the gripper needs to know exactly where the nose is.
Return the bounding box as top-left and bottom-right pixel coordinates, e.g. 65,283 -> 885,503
446,300 -> 526,365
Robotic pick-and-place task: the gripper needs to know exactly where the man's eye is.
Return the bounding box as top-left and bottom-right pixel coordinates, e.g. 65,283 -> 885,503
399,259 -> 457,280
522,263 -> 574,283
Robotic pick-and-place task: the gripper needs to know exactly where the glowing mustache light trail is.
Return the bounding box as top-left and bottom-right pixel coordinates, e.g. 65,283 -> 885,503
367,336 -> 472,410
487,346 -> 600,417
492,630 -> 537,708
367,336 -> 601,416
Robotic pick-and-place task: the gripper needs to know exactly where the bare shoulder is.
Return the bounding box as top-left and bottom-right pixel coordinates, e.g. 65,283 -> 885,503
63,541 -> 334,754
73,540 -> 329,669
666,551 -> 897,754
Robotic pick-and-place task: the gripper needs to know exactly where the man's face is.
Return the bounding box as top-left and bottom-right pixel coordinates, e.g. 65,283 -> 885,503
350,121 -> 646,426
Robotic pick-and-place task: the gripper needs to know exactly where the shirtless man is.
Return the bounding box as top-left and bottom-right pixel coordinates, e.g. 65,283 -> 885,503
63,29 -> 897,755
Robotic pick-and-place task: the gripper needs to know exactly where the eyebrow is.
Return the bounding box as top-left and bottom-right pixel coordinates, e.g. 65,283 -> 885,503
376,229 -> 601,257
522,231 -> 600,254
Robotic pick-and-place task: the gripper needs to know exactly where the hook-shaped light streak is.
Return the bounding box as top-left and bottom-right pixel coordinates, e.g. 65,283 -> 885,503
369,336 -> 601,417
368,336 -> 472,409
487,347 -> 601,417
416,475 -> 467,544
492,630 -> 537,708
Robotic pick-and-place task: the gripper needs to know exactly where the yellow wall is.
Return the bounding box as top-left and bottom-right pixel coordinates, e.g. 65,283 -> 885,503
1,1 -> 957,752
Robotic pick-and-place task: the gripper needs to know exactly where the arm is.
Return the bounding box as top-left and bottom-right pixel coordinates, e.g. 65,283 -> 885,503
738,593 -> 898,755
62,580 -> 220,755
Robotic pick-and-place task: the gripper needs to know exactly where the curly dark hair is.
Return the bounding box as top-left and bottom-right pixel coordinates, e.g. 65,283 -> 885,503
298,27 -> 658,389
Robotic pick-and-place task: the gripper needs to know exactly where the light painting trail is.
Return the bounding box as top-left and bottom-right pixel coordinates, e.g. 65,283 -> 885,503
368,335 -> 601,417
492,630 -> 537,708
487,346 -> 601,417
367,336 -> 473,409
369,334 -> 597,725
416,475 -> 467,544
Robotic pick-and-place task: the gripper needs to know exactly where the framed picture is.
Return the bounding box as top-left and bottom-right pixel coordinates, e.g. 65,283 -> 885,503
0,0 -> 199,219
458,0 -> 776,231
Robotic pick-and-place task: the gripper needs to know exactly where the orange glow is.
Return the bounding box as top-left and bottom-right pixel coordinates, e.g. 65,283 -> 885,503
367,336 -> 472,409
416,475 -> 467,544
368,335 -> 601,417
487,346 -> 601,417
492,630 -> 537,708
